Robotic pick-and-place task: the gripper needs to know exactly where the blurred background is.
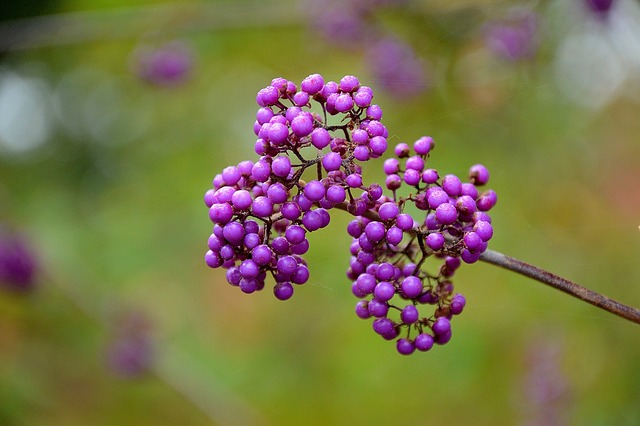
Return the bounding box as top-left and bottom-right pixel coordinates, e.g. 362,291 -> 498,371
1,0 -> 639,425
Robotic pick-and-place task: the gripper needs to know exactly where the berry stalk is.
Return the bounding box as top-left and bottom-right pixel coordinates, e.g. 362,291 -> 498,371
333,201 -> 640,325
479,249 -> 640,325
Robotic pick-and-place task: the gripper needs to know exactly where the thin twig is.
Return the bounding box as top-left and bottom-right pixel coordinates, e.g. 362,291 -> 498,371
479,249 -> 640,324
332,201 -> 640,325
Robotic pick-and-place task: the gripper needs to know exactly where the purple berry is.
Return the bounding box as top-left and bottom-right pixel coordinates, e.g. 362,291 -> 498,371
427,189 -> 449,209
405,156 -> 424,171
372,318 -> 395,337
302,210 -> 323,231
413,136 -> 434,155
326,185 -> 346,204
291,113 -> 314,137
292,265 -> 310,284
469,164 -> 490,185
366,104 -> 382,120
346,173 -> 363,188
322,152 -> 342,171
356,273 -> 377,294
426,232 -> 445,251
463,231 -> 483,252
311,127 -> 331,149
415,333 -> 434,351
231,190 -> 253,210
252,196 -> 273,217
251,160 -> 271,182
209,203 -> 233,224
364,221 -> 386,243
477,190 -> 498,211
293,91 -> 310,106
352,129 -> 369,145
450,293 -> 466,315
267,183 -> 288,204
374,281 -> 395,302
368,299 -> 389,317
274,282 -> 294,300
474,220 -> 493,241
223,221 -> 245,245
354,88 -> 373,108
226,267 -> 241,285
378,202 -> 399,220
442,174 -> 462,197
277,255 -> 297,276
334,93 -> 354,112
395,213 -> 414,231
432,317 -> 451,336
400,276 -> 423,298
339,75 -> 360,92
369,136 -> 387,156
435,203 -> 457,225
281,202 -> 301,220
456,195 -> 477,216
394,142 -> 410,158
386,226 -> 403,246
204,250 -> 221,268
421,168 -> 439,184
355,300 -> 371,319
304,180 -> 326,202
353,146 -> 369,161
239,259 -> 259,278
400,305 -> 419,324
301,73 -> 324,95
396,338 -> 416,355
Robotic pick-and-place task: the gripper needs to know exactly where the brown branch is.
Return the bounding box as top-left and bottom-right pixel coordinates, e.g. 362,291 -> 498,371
479,249 -> 640,324
332,201 -> 640,325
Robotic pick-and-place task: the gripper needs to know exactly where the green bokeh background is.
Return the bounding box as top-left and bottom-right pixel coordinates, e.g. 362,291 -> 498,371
1,1 -> 639,425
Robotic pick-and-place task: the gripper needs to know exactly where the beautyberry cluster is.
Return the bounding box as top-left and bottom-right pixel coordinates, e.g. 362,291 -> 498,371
347,138 -> 496,354
204,74 -> 389,300
203,73 -> 498,355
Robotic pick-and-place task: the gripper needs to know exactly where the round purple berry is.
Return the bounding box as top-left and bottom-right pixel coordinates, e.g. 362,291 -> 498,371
395,213 -> 414,231
442,174 -> 462,197
435,203 -> 457,225
322,152 -> 342,172
414,333 -> 434,351
469,164 -> 490,185
396,338 -> 416,355
334,93 -> 354,112
426,232 -> 445,251
450,294 -> 466,315
303,180 -> 325,202
413,136 -> 434,155
374,281 -> 395,302
284,225 -> 306,245
400,305 -> 419,324
311,128 -> 331,149
432,317 -> 451,336
364,221 -> 386,243
291,113 -> 314,137
400,276 -> 423,298
274,282 -> 294,300
252,196 -> 273,217
355,300 -> 371,319
477,190 -> 498,211
301,73 -> 324,95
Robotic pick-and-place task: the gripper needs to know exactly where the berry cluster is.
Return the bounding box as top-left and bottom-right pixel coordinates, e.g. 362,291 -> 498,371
204,74 -> 389,300
203,73 -> 497,355
347,138 -> 496,354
